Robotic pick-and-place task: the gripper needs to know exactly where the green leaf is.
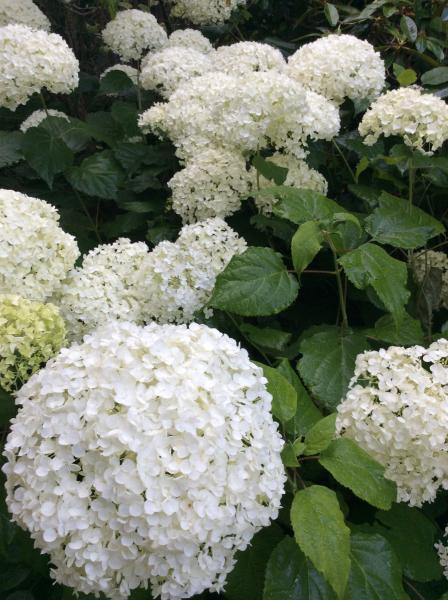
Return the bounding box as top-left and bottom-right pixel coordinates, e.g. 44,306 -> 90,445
396,68 -> 417,86
0,566 -> 30,592
282,442 -> 300,467
304,414 -> 337,456
400,15 -> 418,42
0,388 -> 16,426
22,126 -> 73,187
113,142 -> 151,174
268,187 -> 346,225
257,363 -> 297,423
111,101 -> 140,137
0,131 -> 23,167
365,192 -> 444,249
375,504 -> 442,582
209,247 -> 299,317
227,525 -> 283,600
263,536 -> 337,600
364,312 -> 424,346
345,533 -> 408,600
291,221 -> 324,275
324,3 -> 339,26
421,67 -> 448,86
239,324 -> 292,353
291,486 -> 351,599
66,151 -> 124,199
298,327 -> 369,411
277,359 -> 322,437
319,438 -> 396,509
6,592 -> 34,600
338,243 -> 410,322
86,111 -> 124,146
253,155 -> 288,185
99,69 -> 136,95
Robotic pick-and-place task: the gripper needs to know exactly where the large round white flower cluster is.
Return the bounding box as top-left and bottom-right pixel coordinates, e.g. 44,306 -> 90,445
140,218 -> 246,323
336,340 -> 448,507
167,0 -> 247,24
359,87 -> 448,155
168,148 -> 251,222
286,34 -> 385,105
100,64 -> 139,85
139,71 -> 340,160
0,189 -> 79,302
140,46 -> 213,99
164,28 -> 213,54
212,41 -> 285,76
54,239 -> 150,342
0,0 -> 50,31
20,108 -> 69,132
412,250 -> 448,309
102,9 -> 167,62
0,24 -> 79,110
3,320 -> 285,600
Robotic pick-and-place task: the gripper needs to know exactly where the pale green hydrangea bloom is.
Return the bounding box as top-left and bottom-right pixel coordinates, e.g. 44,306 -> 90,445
0,295 -> 65,391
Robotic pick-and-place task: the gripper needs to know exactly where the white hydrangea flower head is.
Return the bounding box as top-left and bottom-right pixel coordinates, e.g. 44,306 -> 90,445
0,0 -> 50,31
140,46 -> 213,99
286,34 -> 385,105
168,147 -> 251,222
212,42 -> 286,76
139,71 -> 340,160
140,218 -> 246,323
101,64 -> 139,85
20,108 -> 69,132
54,238 -> 150,342
0,189 -> 79,302
412,250 -> 448,309
168,0 -> 247,25
336,339 -> 448,507
0,24 -> 79,110
253,152 -> 328,214
102,9 -> 167,62
3,319 -> 285,600
359,87 -> 448,155
165,28 -> 214,54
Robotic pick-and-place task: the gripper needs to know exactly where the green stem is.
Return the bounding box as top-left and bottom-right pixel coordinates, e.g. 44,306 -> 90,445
73,189 -> 102,243
333,140 -> 356,183
39,91 -> 49,117
408,160 -> 415,214
325,233 -> 349,331
225,311 -> 272,365
136,62 -> 143,112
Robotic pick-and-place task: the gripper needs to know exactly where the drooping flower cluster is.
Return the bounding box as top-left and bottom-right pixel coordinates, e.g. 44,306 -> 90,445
286,34 -> 385,105
101,64 -> 139,85
20,108 -> 69,132
359,87 -> 448,154
0,294 -> 65,392
164,28 -> 213,54
140,218 -> 247,323
412,250 -> 448,309
102,9 -> 167,62
0,24 -> 79,110
3,320 -> 285,600
0,0 -> 50,31
0,189 -> 79,302
336,340 -> 448,507
54,239 -> 150,342
167,0 -> 247,24
212,41 -> 285,76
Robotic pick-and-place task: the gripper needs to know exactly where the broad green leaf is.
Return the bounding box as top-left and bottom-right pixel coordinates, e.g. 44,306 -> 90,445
400,15 -> 418,42
336,131 -> 384,160
375,504 -> 442,582
277,359 -> 322,437
282,442 -> 300,467
113,142 -> 151,174
303,414 -> 337,455
0,566 -> 30,592
345,533 -> 408,600
291,486 -> 351,599
98,69 -> 136,95
0,388 -> 16,426
227,525 -> 283,600
291,221 -> 323,275
257,363 -> 297,423
365,192 -> 444,249
209,247 -> 299,316
396,68 -> 417,86
253,154 -> 288,185
338,243 -> 410,321
298,327 -> 369,411
66,151 -> 124,200
0,131 -> 23,167
293,440 -> 306,456
86,111 -> 124,146
39,117 -> 91,153
319,438 -> 396,509
263,536 -> 337,600
421,67 -> 448,86
268,187 -> 346,225
364,312 -> 424,346
22,126 -> 73,187
324,3 -> 339,26
240,324 -> 292,353
111,101 -> 140,137
5,592 -> 34,600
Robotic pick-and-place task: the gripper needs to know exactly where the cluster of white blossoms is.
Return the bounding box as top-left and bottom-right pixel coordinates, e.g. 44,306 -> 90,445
412,250 -> 448,309
0,24 -> 79,110
164,28 -> 213,54
0,0 -> 50,31
54,239 -> 150,342
3,320 -> 285,600
100,64 -> 139,85
212,41 -> 285,76
0,189 -> 79,302
168,148 -> 251,222
102,9 -> 167,62
167,0 -> 247,25
140,218 -> 246,323
20,108 -> 69,132
286,34 -> 385,105
336,340 -> 448,507
359,87 -> 448,155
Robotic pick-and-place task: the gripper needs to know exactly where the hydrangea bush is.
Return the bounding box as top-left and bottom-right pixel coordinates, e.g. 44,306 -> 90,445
0,1 -> 447,600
